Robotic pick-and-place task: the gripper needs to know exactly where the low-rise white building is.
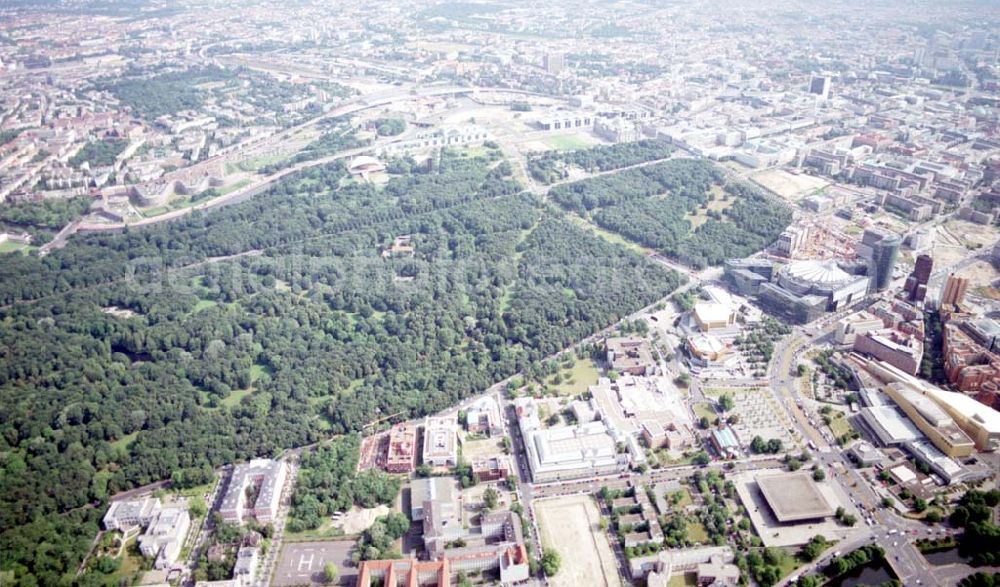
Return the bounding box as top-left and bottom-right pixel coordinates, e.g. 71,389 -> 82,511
138,507 -> 191,570
103,496 -> 162,531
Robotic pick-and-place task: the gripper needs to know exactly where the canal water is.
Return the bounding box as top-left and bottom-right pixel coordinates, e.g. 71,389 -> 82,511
824,559 -> 898,587
921,546 -> 971,566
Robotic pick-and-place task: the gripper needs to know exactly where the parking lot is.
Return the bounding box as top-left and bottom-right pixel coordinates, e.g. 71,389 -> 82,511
272,541 -> 357,586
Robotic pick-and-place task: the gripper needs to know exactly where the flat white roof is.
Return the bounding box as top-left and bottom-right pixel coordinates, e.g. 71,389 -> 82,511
694,302 -> 731,324
862,406 -> 921,444
927,388 -> 1000,434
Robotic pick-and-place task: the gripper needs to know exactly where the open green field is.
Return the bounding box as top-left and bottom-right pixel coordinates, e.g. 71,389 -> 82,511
173,480 -> 216,498
668,572 -> 698,587
551,357 -> 601,396
566,214 -> 647,253
192,299 -> 218,313
544,134 -> 595,151
219,387 -> 253,407
688,184 -> 736,229
219,178 -> 251,195
107,538 -> 146,585
692,403 -> 717,421
828,412 -> 853,438
110,431 -> 139,451
687,521 -> 710,543
775,548 -> 805,581
0,241 -> 34,253
220,363 -> 272,407
285,517 -> 345,541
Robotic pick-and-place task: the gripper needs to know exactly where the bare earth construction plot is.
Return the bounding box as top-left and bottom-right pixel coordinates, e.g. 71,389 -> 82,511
535,495 -> 621,587
751,168 -> 829,202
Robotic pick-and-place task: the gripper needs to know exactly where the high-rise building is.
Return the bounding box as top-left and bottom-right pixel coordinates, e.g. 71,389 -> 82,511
903,254 -> 933,302
543,52 -> 564,74
859,227 -> 901,293
809,75 -> 831,100
940,273 -> 969,308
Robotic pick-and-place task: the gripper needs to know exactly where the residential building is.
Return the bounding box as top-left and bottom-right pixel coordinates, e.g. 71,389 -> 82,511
940,273 -> 969,308
943,321 -> 1000,394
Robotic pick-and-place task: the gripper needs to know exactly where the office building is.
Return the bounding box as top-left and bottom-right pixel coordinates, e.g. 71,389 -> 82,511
385,423 -> 418,474
357,559 -> 449,587
903,254 -> 933,302
858,228 -> 901,293
834,314 -> 884,346
940,273 -> 969,308
853,329 -> 923,375
471,456 -> 511,482
465,396 -> 502,436
410,477 -> 456,522
724,258 -> 775,296
809,75 -> 831,100
138,507 -> 191,569
520,417 -> 626,483
103,497 -> 162,531
543,52 -> 564,74
219,459 -> 287,524
756,260 -> 869,324
605,337 -> 655,375
423,416 -> 458,467
774,225 -> 809,257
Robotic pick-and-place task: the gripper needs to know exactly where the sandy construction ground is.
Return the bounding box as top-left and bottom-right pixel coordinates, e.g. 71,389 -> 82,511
535,495 -> 621,587
751,169 -> 829,201
944,219 -> 1000,249
335,504 -> 390,535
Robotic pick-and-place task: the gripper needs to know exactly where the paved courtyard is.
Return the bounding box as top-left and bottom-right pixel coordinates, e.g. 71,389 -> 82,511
272,541 -> 357,586
725,388 -> 798,448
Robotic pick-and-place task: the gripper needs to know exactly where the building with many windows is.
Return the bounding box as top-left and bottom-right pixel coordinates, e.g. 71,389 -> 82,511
423,416 -> 458,468
218,459 -> 287,524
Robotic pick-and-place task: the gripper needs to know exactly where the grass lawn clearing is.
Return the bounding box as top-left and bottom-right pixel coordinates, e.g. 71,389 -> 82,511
544,133 -> 596,151
687,521 -> 710,544
828,412 -> 852,438
551,357 -> 601,396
